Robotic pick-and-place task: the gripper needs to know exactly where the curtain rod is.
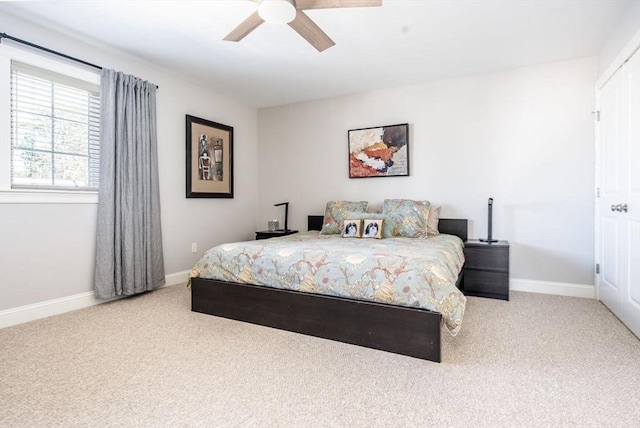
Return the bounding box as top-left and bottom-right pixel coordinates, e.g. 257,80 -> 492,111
0,32 -> 158,89
1,32 -> 102,70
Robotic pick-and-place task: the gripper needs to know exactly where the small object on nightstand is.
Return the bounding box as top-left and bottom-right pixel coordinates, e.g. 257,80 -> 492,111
479,197 -> 498,243
268,220 -> 279,231
463,239 -> 509,300
274,202 -> 290,232
255,229 -> 298,240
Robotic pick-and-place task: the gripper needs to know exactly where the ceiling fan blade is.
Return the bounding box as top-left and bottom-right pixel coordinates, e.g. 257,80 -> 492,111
223,11 -> 265,42
294,0 -> 382,10
288,10 -> 335,52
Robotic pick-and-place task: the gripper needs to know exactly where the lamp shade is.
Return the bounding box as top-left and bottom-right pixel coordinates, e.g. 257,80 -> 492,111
258,0 -> 296,24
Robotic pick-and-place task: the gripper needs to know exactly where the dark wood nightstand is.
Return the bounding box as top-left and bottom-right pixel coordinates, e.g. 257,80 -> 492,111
255,230 -> 298,240
462,240 -> 510,300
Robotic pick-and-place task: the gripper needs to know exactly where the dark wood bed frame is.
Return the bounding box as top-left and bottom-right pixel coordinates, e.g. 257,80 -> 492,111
191,216 -> 467,362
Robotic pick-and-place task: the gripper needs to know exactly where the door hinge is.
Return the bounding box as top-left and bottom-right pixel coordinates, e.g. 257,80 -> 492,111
595,110 -> 601,121
596,187 -> 600,198
596,263 -> 600,274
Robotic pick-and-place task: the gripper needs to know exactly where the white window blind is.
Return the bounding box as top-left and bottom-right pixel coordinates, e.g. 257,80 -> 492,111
10,61 -> 100,191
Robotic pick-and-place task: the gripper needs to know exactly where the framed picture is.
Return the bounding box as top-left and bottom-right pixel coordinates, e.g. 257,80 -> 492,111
348,123 -> 409,178
342,219 -> 362,238
186,115 -> 233,198
362,219 -> 383,239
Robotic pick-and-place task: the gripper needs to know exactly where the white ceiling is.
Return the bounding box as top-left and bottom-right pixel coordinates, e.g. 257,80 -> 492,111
1,0 -> 635,108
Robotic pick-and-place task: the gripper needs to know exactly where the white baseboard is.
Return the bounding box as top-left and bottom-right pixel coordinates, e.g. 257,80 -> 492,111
0,272 -> 595,329
0,270 -> 190,329
510,278 -> 595,299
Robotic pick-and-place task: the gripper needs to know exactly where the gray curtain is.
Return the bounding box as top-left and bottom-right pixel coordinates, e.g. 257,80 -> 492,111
94,69 -> 165,299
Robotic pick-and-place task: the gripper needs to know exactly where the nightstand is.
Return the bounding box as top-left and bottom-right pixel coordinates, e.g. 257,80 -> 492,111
255,230 -> 298,240
462,240 -> 510,300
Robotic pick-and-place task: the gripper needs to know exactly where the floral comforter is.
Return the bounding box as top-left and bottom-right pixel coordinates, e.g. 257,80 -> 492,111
189,231 -> 466,335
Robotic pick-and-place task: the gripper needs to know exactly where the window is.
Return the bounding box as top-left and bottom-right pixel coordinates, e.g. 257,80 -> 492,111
0,44 -> 101,203
10,61 -> 100,191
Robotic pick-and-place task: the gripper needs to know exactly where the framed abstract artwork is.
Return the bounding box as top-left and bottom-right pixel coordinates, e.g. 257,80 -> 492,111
186,115 -> 233,198
348,123 -> 409,178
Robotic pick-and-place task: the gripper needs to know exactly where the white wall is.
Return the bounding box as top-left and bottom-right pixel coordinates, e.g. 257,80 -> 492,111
0,8 -> 610,318
0,11 -> 258,311
258,57 -> 597,286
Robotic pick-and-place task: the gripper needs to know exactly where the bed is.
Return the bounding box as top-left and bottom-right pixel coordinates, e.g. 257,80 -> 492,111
190,215 -> 467,362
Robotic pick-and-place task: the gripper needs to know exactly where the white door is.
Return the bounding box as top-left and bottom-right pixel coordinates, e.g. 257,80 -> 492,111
598,67 -> 623,319
597,47 -> 640,338
622,49 -> 640,337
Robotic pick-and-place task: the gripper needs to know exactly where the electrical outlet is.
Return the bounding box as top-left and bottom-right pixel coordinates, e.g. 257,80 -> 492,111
191,242 -> 198,253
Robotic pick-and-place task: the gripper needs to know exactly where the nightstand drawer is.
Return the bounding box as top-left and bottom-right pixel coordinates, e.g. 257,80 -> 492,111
464,246 -> 509,272
463,270 -> 509,300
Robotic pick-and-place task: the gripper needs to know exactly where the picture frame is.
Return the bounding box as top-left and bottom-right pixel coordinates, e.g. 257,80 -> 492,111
342,219 -> 362,238
186,115 -> 233,198
348,123 -> 409,178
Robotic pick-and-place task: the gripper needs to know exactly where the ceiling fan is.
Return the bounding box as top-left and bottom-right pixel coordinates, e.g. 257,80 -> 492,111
224,0 -> 383,52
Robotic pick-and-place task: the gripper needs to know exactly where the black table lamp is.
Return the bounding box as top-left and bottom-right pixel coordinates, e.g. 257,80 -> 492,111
479,198 -> 498,243
274,202 -> 289,232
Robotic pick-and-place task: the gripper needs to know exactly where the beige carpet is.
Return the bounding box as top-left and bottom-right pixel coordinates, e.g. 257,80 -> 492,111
0,285 -> 638,427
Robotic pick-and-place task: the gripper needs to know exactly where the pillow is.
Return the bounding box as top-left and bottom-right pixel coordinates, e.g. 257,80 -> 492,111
343,212 -> 386,221
344,213 -> 386,239
382,199 -> 431,238
362,219 -> 383,239
320,201 -> 368,235
342,219 -> 362,238
427,204 -> 441,236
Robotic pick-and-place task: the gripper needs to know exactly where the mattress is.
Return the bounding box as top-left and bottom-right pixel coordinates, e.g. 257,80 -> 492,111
189,231 -> 466,335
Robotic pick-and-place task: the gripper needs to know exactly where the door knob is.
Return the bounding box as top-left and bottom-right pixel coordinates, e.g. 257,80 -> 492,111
610,204 -> 628,212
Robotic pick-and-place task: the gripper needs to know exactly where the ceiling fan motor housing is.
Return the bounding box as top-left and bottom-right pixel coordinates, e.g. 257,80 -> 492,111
258,0 -> 297,24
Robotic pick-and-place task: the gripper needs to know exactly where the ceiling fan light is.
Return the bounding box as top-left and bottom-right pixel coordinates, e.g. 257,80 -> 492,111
258,0 -> 296,24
